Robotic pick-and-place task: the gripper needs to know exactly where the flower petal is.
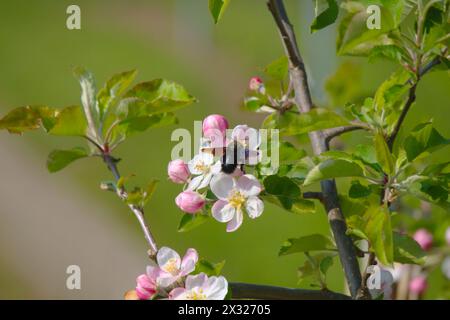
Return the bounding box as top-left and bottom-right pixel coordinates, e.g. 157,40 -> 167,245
187,175 -> 203,190
198,172 -> 212,189
204,276 -> 228,300
157,246 -> 181,273
180,248 -> 199,276
212,201 -> 235,223
169,287 -> 188,300
185,273 -> 208,290
236,174 -> 262,197
245,196 -> 264,219
226,209 -> 243,232
210,174 -> 234,200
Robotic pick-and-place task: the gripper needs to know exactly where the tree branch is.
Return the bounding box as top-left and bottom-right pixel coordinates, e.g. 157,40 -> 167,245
102,153 -> 158,257
303,191 -> 324,201
230,282 -> 350,300
323,122 -> 370,145
267,0 -> 363,299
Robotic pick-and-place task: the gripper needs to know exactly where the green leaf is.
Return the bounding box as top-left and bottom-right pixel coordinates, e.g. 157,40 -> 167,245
143,180 -> 159,205
310,0 -> 339,33
46,147 -> 88,173
404,122 -> 449,161
124,79 -> 196,113
194,259 -> 225,276
0,106 -> 57,134
73,66 -> 99,138
298,252 -> 336,288
393,232 -> 426,265
49,106 -> 88,136
374,132 -> 395,175
349,180 -> 372,198
365,205 -> 393,266
304,159 -> 364,186
368,45 -> 404,63
269,108 -> 349,137
178,213 -> 209,232
402,175 -> 449,210
208,0 -> 230,24
115,112 -> 178,138
337,3 -> 396,56
279,234 -> 335,256
97,69 -> 137,118
263,56 -> 289,80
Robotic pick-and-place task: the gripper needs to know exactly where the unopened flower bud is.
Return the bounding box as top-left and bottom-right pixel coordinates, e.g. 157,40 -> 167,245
202,114 -> 229,140
167,159 -> 190,184
175,190 -> 205,214
413,228 -> 433,251
249,76 -> 264,92
409,275 -> 427,295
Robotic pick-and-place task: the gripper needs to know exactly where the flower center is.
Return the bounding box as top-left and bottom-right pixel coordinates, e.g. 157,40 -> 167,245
195,161 -> 208,173
228,190 -> 246,209
186,288 -> 207,300
164,258 -> 179,275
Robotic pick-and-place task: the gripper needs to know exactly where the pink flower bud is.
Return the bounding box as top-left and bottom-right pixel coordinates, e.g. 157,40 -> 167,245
446,227 -> 450,246
135,274 -> 156,300
168,159 -> 190,184
413,228 -> 433,251
249,77 -> 263,91
175,190 -> 205,214
202,114 -> 229,140
409,275 -> 427,295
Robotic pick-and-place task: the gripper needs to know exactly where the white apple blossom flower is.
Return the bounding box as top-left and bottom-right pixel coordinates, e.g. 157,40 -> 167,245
230,125 -> 261,165
148,246 -> 198,288
169,273 -> 228,300
188,152 -> 221,190
210,174 -> 263,232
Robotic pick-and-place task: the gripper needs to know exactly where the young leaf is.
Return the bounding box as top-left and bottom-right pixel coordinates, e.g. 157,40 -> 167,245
279,234 -> 336,256
393,232 -> 426,265
49,106 -> 88,136
303,159 -> 364,186
178,213 -> 209,232
208,0 -> 230,24
97,69 -> 137,118
298,252 -> 336,289
374,132 -> 395,175
310,0 -> 339,33
403,122 -> 449,161
365,205 -> 393,266
0,106 -> 57,134
349,180 -> 372,198
47,147 -> 88,173
194,259 -> 225,276
263,56 -> 289,80
143,179 -> 159,205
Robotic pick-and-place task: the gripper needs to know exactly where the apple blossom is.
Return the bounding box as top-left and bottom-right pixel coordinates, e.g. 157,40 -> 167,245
188,152 -> 221,190
150,246 -> 199,288
210,174 -> 263,232
169,273 -> 228,300
413,228 -> 433,251
230,124 -> 261,165
248,76 -> 265,94
409,275 -> 427,295
175,190 -> 206,214
135,268 -> 159,300
167,159 -> 190,184
202,114 -> 229,140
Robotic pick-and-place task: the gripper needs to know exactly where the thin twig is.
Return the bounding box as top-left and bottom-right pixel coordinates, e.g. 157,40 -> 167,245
230,282 -> 350,300
323,122 -> 370,145
267,0 -> 363,299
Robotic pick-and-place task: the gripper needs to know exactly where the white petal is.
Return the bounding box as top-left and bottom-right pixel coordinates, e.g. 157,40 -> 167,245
169,287 -> 188,300
157,247 -> 181,272
231,125 -> 249,141
210,174 -> 234,200
210,161 -> 222,174
188,175 -> 203,190
236,174 -> 262,197
185,273 -> 208,290
188,154 -> 204,175
198,172 -> 212,189
180,248 -> 199,276
212,201 -> 235,223
226,209 -> 243,232
157,274 -> 178,288
245,196 -> 264,219
205,276 -> 228,300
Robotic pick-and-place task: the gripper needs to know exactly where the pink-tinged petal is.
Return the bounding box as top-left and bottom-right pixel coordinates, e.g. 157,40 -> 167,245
231,125 -> 250,141
169,287 -> 188,300
236,174 -> 262,197
204,276 -> 228,300
413,229 -> 433,251
157,274 -> 178,288
210,174 -> 234,200
185,273 -> 208,290
136,286 -> 154,300
157,247 -> 181,273
212,201 -> 235,223
187,175 -> 203,190
180,248 -> 199,276
245,196 -> 264,219
226,209 -> 243,232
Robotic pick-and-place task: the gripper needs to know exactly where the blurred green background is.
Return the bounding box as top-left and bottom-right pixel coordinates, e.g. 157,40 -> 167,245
0,0 -> 448,299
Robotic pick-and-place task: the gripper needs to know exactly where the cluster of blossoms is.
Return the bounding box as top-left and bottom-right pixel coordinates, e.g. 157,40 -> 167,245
130,247 -> 228,300
168,114 -> 264,232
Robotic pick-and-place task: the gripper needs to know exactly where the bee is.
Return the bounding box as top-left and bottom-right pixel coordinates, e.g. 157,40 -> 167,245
201,139 -> 245,175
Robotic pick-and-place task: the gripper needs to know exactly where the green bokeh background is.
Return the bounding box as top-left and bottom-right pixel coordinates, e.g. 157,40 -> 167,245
0,0 -> 448,299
